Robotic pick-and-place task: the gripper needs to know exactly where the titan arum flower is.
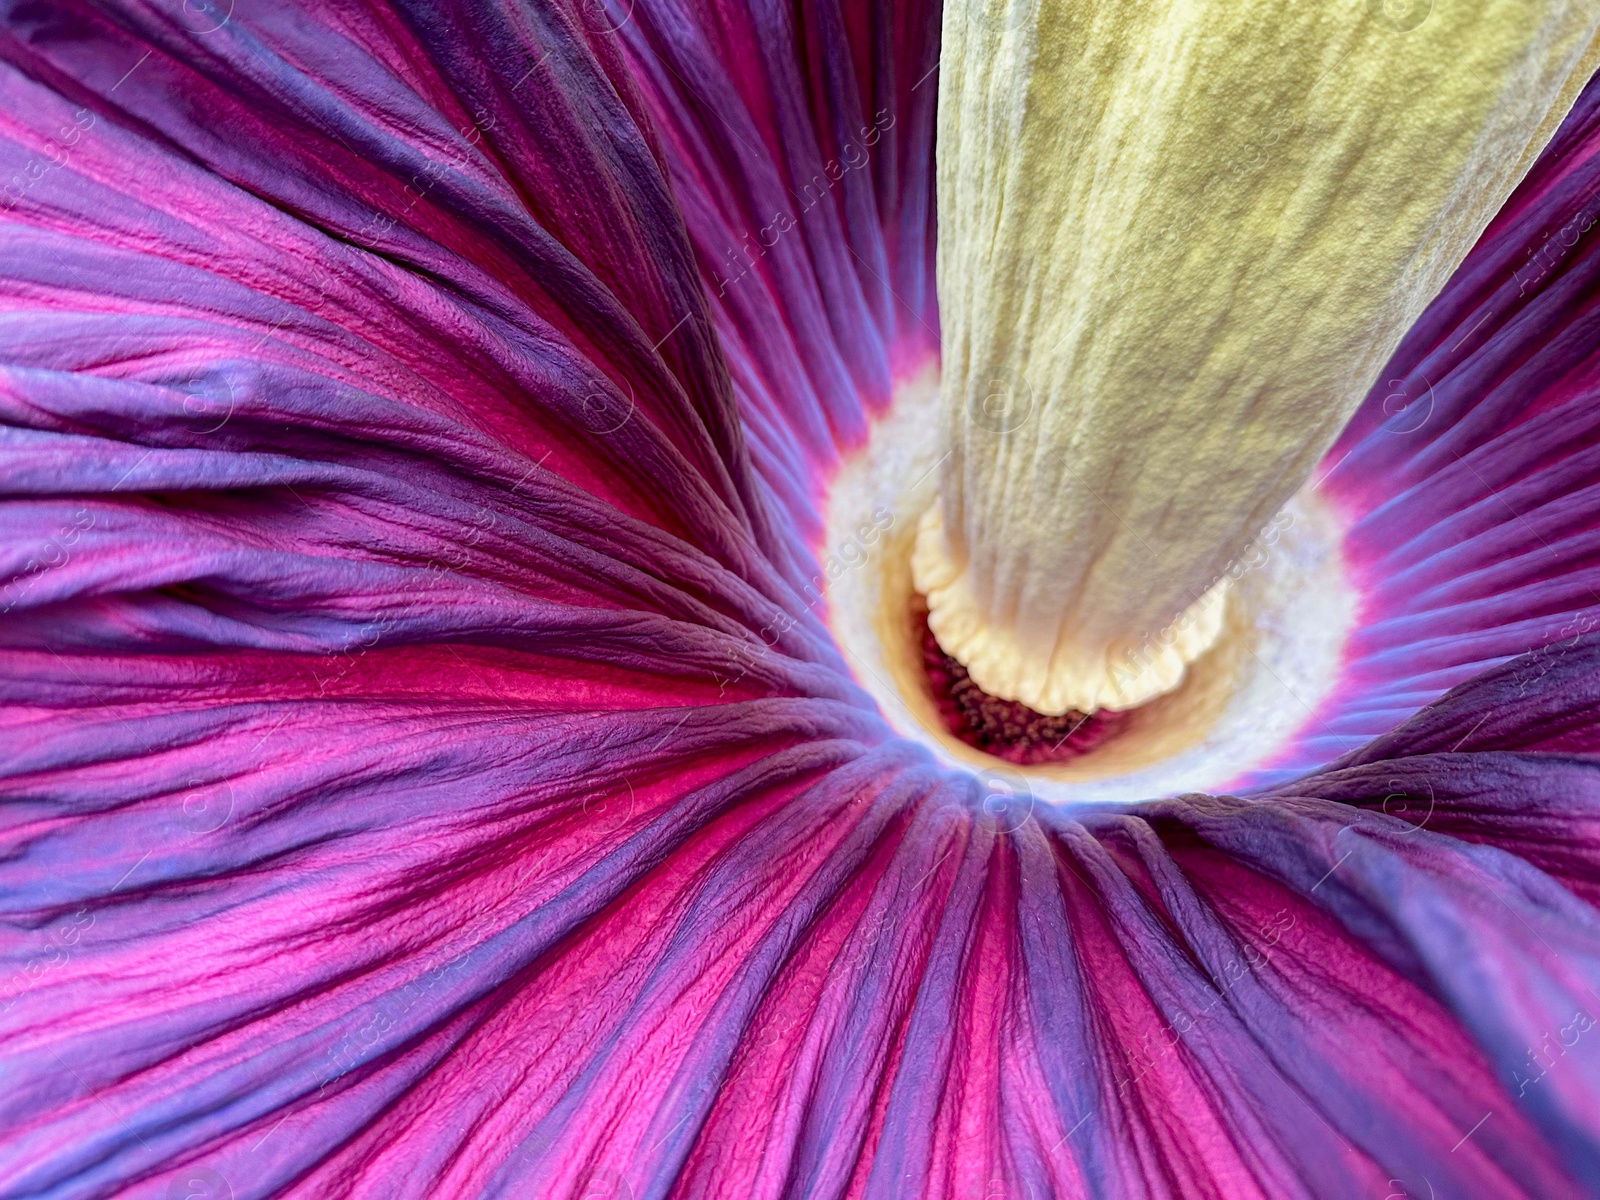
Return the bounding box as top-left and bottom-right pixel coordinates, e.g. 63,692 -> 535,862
9,0 -> 1600,1196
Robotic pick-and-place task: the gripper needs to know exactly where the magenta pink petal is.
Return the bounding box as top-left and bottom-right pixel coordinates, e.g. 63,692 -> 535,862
3,4 -> 1600,1198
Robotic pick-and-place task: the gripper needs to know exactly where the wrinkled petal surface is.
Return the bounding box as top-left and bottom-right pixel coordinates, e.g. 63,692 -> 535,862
3,4 -> 1600,1200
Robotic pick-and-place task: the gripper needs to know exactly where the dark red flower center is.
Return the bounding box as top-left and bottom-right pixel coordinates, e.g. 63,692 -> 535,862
915,597 -> 1127,765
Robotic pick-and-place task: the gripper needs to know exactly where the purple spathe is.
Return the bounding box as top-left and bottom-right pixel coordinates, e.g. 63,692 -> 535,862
1,2 -> 1600,1198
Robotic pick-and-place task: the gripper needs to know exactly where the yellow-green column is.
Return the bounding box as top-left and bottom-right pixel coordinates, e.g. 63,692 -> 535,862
917,0 -> 1600,714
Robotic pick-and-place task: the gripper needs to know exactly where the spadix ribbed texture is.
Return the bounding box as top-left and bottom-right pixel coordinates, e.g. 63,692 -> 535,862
919,0 -> 1600,715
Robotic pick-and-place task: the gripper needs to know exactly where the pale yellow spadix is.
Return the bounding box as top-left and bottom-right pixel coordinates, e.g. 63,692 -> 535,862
914,0 -> 1600,715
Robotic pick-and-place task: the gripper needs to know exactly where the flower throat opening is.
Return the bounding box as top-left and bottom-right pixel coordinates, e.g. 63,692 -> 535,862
913,594 -> 1127,765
